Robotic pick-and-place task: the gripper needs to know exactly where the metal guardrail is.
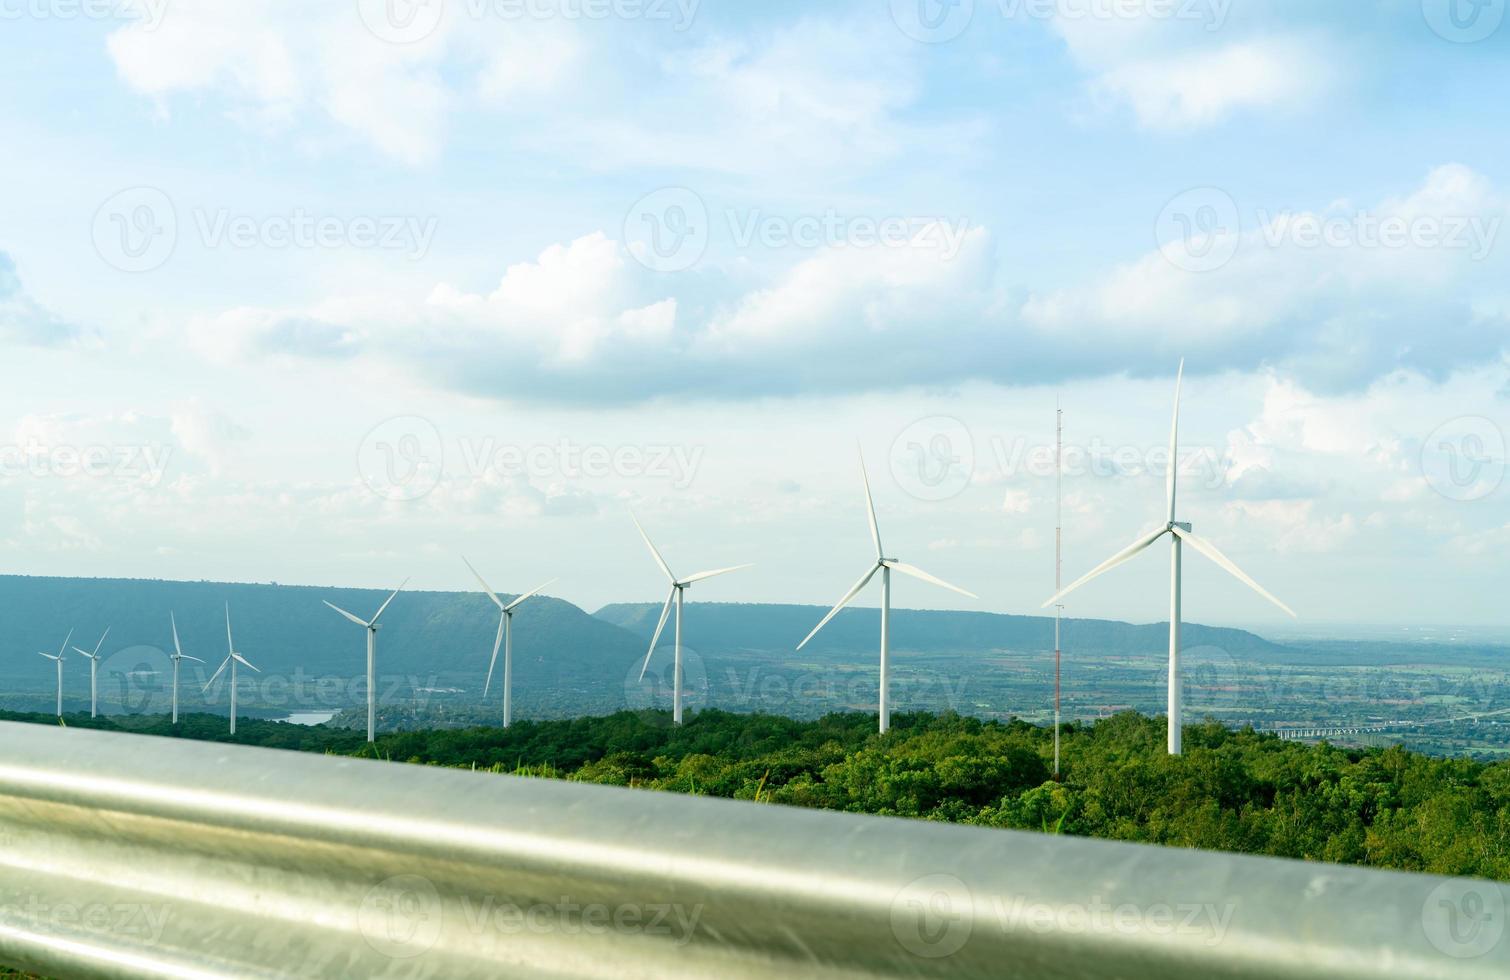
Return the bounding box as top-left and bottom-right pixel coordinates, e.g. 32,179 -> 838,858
0,720 -> 1506,979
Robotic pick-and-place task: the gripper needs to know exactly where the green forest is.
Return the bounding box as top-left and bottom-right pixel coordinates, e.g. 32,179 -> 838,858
6,707 -> 1508,882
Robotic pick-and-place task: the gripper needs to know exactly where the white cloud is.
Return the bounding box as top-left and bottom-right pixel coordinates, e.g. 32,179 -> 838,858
0,251 -> 80,347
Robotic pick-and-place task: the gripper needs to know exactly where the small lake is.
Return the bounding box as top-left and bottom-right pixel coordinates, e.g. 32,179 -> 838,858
281,710 -> 338,726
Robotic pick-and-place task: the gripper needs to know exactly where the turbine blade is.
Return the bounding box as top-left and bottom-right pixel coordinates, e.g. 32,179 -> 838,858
203,657 -> 230,691
1171,526 -> 1297,618
639,586 -> 676,682
681,564 -> 754,585
170,611 -> 183,659
505,578 -> 558,612
631,511 -> 676,583
180,654 -> 205,664
232,653 -> 260,673
462,555 -> 506,610
92,627 -> 111,657
323,600 -> 368,628
1167,359 -> 1184,524
37,652 -> 57,662
859,447 -> 883,560
369,578 -> 408,625
886,561 -> 978,599
797,564 -> 881,651
71,647 -> 93,659
1041,525 -> 1168,608
484,613 -> 505,698
224,604 -> 233,656
55,628 -> 73,659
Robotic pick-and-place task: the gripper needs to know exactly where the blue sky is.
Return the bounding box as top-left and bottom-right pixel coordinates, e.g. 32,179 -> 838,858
0,0 -> 1507,630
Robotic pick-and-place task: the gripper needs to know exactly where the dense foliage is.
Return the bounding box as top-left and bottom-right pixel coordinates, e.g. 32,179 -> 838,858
8,707 -> 1509,881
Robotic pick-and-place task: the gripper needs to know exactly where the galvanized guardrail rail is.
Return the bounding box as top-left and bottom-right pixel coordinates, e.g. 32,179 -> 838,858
0,719 -> 1506,978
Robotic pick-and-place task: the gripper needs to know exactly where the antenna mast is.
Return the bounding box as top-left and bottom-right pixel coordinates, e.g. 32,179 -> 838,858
1054,401 -> 1063,778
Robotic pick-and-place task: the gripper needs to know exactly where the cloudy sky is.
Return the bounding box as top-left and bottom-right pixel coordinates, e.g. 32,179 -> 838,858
1,0 -> 1507,632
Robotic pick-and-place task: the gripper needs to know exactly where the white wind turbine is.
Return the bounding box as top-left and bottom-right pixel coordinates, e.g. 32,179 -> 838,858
204,603 -> 259,735
169,612 -> 204,725
798,451 -> 978,734
461,557 -> 555,729
71,627 -> 110,719
1042,360 -> 1296,755
632,513 -> 752,725
323,580 -> 407,743
37,628 -> 72,718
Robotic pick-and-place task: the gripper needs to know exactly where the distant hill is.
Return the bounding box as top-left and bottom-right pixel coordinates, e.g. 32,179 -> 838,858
592,601 -> 1291,659
0,575 -> 646,716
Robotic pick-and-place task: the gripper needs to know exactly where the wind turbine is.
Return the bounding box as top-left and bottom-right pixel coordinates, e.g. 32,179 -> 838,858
797,450 -> 978,734
37,628 -> 72,718
461,557 -> 555,729
169,612 -> 204,725
632,513 -> 752,725
323,580 -> 407,743
71,627 -> 110,719
1042,360 -> 1296,755
204,603 -> 259,735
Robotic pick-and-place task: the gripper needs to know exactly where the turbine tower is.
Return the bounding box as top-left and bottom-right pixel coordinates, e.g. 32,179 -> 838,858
204,603 -> 259,735
37,628 -> 72,718
169,612 -> 204,725
71,627 -> 110,719
798,450 -> 978,734
1043,360 -> 1296,755
461,557 -> 555,728
324,580 -> 407,742
632,512 -> 752,725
